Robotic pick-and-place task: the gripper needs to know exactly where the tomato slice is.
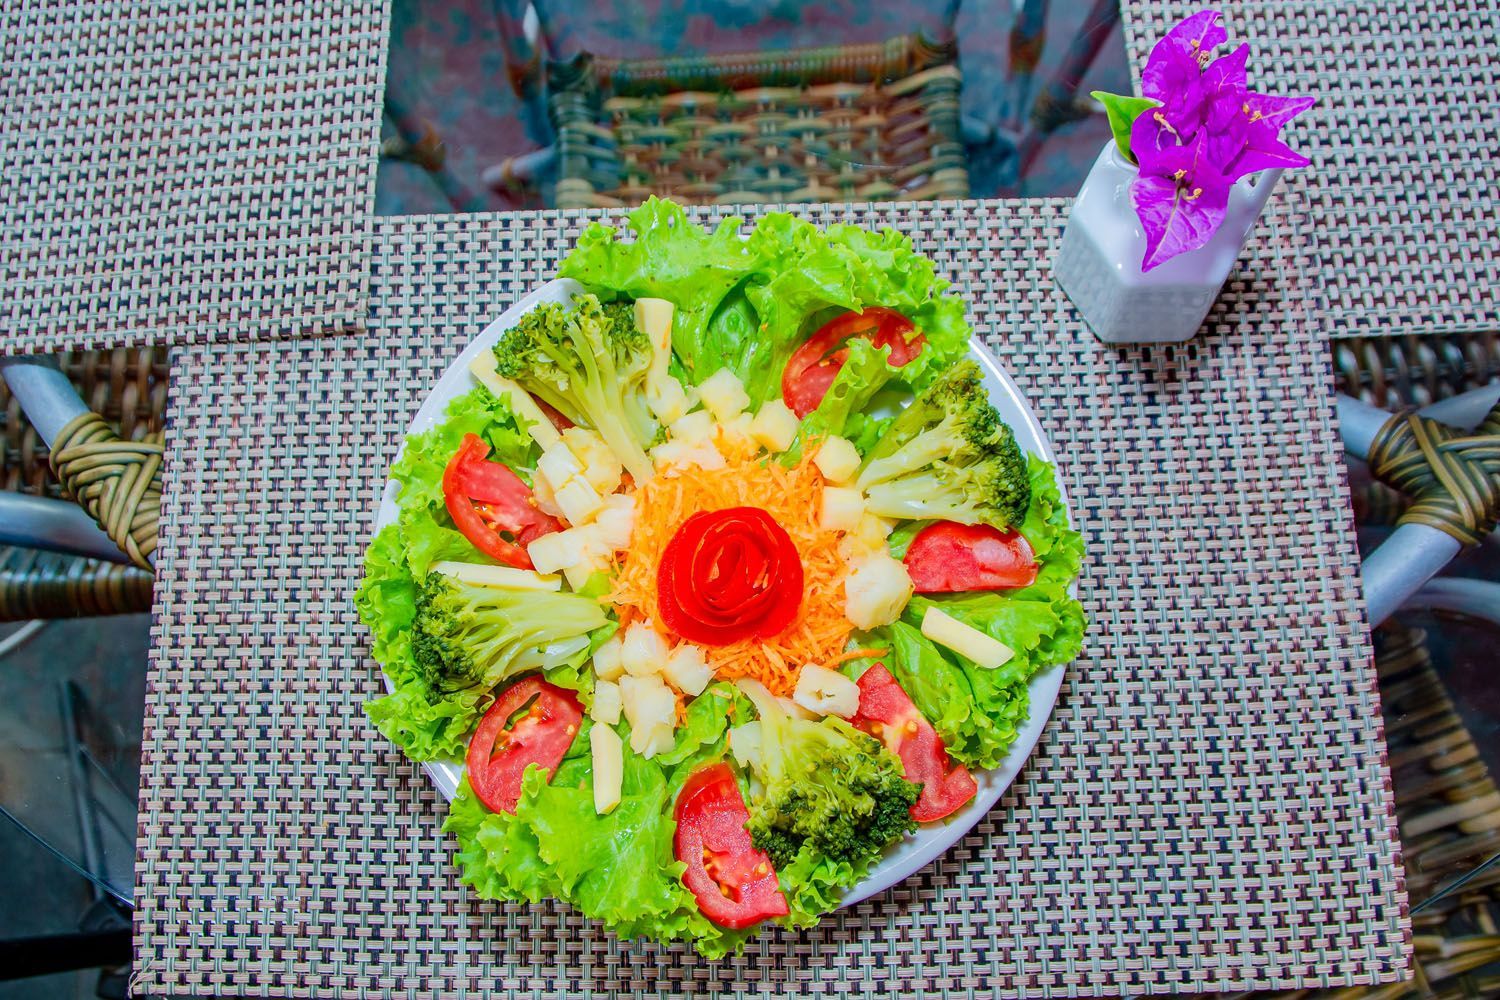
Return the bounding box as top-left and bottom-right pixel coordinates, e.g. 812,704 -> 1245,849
903,521 -> 1039,593
781,307 -> 928,418
442,434 -> 562,569
673,763 -> 789,928
849,664 -> 977,822
466,677 -> 584,814
657,507 -> 803,645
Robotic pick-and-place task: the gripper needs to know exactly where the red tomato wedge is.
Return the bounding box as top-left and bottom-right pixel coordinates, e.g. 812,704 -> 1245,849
442,433 -> 562,569
673,763 -> 789,928
781,307 -> 928,418
903,521 -> 1039,593
850,664 -> 977,822
466,677 -> 583,814
657,507 -> 803,646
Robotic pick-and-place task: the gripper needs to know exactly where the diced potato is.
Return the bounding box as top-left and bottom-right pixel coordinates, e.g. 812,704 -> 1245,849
698,368 -> 750,422
669,409 -> 715,444
749,400 -> 799,452
844,551 -> 914,630
593,493 -> 637,550
820,486 -> 865,534
814,436 -> 861,484
554,475 -> 605,526
592,635 -> 625,681
561,427 -> 623,496
651,438 -> 726,473
837,512 -> 898,560
660,643 -> 713,696
921,606 -> 1015,669
591,679 -> 622,725
590,723 -> 623,814
561,558 -> 603,593
620,674 -> 677,757
620,622 -> 669,677
430,561 -> 561,591
469,354 -> 563,450
537,441 -> 585,491
792,663 -> 861,718
728,722 -> 763,771
646,375 -> 691,424
527,530 -> 581,576
531,468 -> 563,517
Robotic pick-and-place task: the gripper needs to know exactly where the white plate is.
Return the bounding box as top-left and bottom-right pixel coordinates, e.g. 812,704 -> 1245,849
375,277 -> 1070,909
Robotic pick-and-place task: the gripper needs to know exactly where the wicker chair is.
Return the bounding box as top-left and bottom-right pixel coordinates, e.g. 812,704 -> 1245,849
546,33 -> 968,208
0,350 -> 165,620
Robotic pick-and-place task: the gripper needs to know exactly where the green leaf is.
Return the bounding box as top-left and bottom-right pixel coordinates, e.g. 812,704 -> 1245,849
1091,90 -> 1159,164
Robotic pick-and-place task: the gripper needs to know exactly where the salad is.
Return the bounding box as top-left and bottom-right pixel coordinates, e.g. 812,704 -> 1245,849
356,198 -> 1085,955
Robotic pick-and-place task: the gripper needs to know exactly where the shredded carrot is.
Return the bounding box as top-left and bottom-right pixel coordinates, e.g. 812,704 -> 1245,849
609,432 -> 856,697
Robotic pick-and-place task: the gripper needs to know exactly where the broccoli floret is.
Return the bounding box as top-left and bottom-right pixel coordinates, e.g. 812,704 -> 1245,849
855,360 -> 1030,527
492,295 -> 658,482
410,575 -> 608,694
740,696 -> 918,869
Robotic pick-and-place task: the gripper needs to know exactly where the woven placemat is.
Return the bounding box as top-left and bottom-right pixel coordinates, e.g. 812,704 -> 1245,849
134,202 -> 1409,997
1123,0 -> 1500,336
0,1 -> 385,354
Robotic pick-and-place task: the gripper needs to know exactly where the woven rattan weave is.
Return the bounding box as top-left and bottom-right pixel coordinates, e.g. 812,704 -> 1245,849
133,203 -> 1407,996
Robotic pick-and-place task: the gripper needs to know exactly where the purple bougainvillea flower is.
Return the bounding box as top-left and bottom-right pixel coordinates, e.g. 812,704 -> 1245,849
1141,10 -> 1227,102
1132,130 -> 1234,271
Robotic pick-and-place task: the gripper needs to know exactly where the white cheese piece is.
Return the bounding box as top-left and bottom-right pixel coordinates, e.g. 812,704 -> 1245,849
792,663 -> 860,718
620,622 -> 669,677
920,606 -> 1015,669
468,354 -> 563,450
660,643 -> 714,696
820,486 -> 865,534
749,400 -> 799,453
537,442 -> 585,492
651,437 -> 725,473
593,492 -> 637,550
698,368 -> 750,422
590,679 -> 622,725
590,723 -> 624,814
669,409 -> 715,444
554,475 -> 605,526
843,551 -> 914,630
592,635 -> 626,681
813,436 -> 861,484
561,427 -> 623,496
430,561 -> 561,591
620,674 -> 677,757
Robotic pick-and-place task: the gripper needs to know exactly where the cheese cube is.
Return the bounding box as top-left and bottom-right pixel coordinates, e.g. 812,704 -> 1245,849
554,475 -> 605,526
792,663 -> 860,718
820,486 -> 865,534
698,368 -> 750,422
590,723 -> 623,814
430,561 -> 561,591
620,674 -> 677,757
661,643 -> 714,696
561,427 -> 622,496
591,679 -> 622,725
537,441 -> 584,491
592,635 -> 625,681
620,622 -> 669,677
647,375 -> 691,424
749,400 -> 799,452
920,606 -> 1015,669
669,409 -> 715,444
844,551 -> 914,630
594,493 -> 637,550
813,436 -> 861,484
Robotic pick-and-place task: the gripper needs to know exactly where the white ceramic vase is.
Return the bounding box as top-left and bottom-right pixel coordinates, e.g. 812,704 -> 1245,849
1054,141 -> 1283,344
